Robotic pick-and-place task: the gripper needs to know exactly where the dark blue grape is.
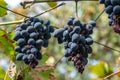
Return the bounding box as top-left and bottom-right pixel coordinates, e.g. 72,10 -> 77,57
33,18 -> 40,22
28,54 -> 34,60
73,19 -> 81,26
16,53 -> 24,60
27,26 -> 35,33
44,20 -> 50,26
13,31 -> 21,41
20,23 -> 27,30
36,52 -> 42,60
14,46 -> 21,52
17,38 -> 25,46
22,47 -> 27,53
53,28 -> 65,37
22,55 -> 28,61
99,0 -> 105,4
31,48 -> 38,54
70,43 -> 78,51
30,32 -> 38,39
43,39 -> 49,47
105,0 -> 111,6
111,0 -> 120,5
67,19 -> 73,26
28,38 -> 35,45
20,30 -> 28,38
72,33 -> 80,42
57,37 -> 63,44
85,37 -> 93,45
34,22 -> 42,30
48,26 -> 54,33
36,39 -> 44,46
113,5 -> 120,14
88,21 -> 96,27
105,5 -> 113,14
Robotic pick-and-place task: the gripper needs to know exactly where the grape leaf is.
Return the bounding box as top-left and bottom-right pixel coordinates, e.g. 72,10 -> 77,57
89,62 -> 113,77
47,2 -> 57,7
39,54 -> 49,65
0,0 -> 7,17
0,67 -> 5,79
0,36 -> 14,55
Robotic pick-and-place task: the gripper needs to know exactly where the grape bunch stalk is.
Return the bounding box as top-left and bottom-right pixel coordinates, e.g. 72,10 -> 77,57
99,0 -> 120,34
13,17 -> 54,68
53,17 -> 96,73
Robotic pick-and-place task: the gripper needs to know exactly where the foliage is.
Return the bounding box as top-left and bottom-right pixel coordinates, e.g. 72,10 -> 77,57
0,0 -> 120,80
0,0 -> 7,17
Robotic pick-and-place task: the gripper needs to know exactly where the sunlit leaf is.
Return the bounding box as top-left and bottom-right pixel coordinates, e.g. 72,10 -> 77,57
47,2 -> 57,8
0,67 -> 11,80
89,62 -> 112,77
38,69 -> 54,79
0,36 -> 14,55
39,54 -> 49,65
0,0 -> 7,17
0,67 -> 5,79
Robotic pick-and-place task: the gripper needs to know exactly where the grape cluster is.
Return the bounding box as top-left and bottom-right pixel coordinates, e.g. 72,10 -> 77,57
99,0 -> 120,34
13,17 -> 54,68
53,17 -> 96,73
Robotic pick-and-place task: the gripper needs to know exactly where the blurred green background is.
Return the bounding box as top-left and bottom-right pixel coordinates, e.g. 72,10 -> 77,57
0,0 -> 120,80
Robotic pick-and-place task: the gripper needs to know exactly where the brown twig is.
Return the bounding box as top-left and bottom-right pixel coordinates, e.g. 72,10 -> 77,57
33,2 -> 65,17
103,70 -> 120,80
0,3 -> 65,26
95,9 -> 105,22
54,55 -> 64,67
94,41 -> 120,53
0,5 -> 29,18
20,0 -> 98,8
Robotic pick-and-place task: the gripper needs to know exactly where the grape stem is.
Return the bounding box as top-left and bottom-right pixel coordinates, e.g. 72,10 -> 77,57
95,9 -> 105,22
94,41 -> 120,53
20,0 -> 98,8
0,3 -> 65,26
54,55 -> 64,67
0,5 -> 29,18
33,2 -> 65,17
0,19 -> 24,26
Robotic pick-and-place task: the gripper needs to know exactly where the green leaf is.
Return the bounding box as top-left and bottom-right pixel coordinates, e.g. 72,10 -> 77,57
38,69 -> 54,79
47,2 -> 57,8
0,0 -> 7,17
0,67 -> 11,80
39,54 -> 49,65
0,36 -> 14,55
89,62 -> 112,77
0,29 -> 5,36
0,67 -> 5,79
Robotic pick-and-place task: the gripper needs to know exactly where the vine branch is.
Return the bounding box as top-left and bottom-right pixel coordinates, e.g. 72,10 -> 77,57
54,55 -> 64,67
0,3 -> 65,26
0,5 -> 29,18
94,41 -> 120,53
20,0 -> 98,8
34,2 -> 65,17
95,9 -> 105,22
0,19 -> 24,26
103,69 -> 120,80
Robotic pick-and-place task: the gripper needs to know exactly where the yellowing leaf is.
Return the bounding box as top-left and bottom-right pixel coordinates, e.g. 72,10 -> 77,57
47,2 -> 57,8
89,62 -> 112,77
0,0 -> 7,17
